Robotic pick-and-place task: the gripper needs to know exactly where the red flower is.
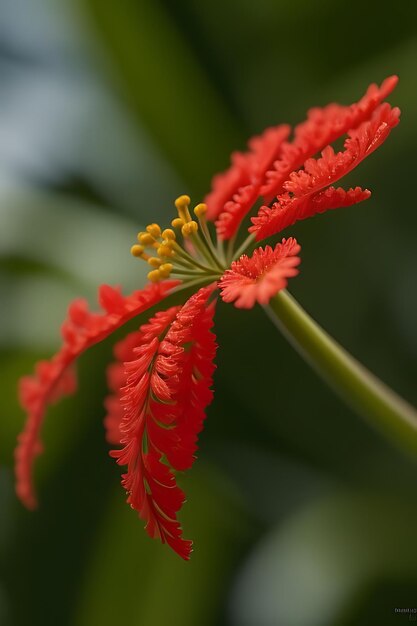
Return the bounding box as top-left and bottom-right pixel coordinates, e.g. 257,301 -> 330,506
15,77 -> 399,559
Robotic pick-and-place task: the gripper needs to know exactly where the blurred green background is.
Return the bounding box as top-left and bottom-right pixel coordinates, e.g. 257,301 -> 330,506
1,1 -> 417,625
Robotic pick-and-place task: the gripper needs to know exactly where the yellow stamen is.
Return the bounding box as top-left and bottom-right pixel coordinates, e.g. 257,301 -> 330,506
159,263 -> 173,278
194,203 -> 207,217
131,244 -> 145,258
146,223 -> 162,239
162,228 -> 176,240
175,195 -> 191,210
148,256 -> 162,267
130,195 -> 225,281
181,221 -> 198,237
138,232 -> 156,246
157,244 -> 174,258
174,195 -> 192,222
171,217 -> 184,229
147,269 -> 161,283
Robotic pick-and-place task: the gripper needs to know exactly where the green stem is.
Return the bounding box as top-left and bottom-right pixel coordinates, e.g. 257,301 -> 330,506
170,276 -> 217,294
198,218 -> 226,271
171,241 -> 214,273
171,268 -> 220,278
190,232 -> 224,272
266,290 -> 417,454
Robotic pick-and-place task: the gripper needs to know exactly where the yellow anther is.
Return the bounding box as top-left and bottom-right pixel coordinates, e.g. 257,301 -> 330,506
174,194 -> 192,222
171,217 -> 184,229
148,256 -> 162,267
157,244 -> 174,258
194,203 -> 207,217
147,269 -> 161,283
175,195 -> 191,210
138,232 -> 156,246
162,228 -> 176,240
146,223 -> 162,239
181,221 -> 198,237
131,244 -> 145,258
159,263 -> 173,278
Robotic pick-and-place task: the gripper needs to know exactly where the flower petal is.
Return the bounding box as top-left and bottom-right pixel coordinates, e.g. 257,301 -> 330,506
104,328 -> 145,445
284,104 -> 399,197
15,280 -> 178,510
110,285 -> 217,560
251,186 -> 371,241
206,76 -> 398,241
220,239 -> 301,309
261,75 -> 398,201
250,103 -> 400,240
205,125 -> 290,235
214,183 -> 261,241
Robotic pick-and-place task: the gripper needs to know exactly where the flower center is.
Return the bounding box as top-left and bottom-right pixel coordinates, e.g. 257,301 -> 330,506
130,195 -> 228,283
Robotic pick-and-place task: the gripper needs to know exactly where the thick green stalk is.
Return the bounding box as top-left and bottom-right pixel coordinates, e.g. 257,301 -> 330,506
266,290 -> 417,454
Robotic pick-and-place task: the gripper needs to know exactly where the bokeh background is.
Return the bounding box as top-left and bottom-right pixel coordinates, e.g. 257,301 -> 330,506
1,1 -> 417,625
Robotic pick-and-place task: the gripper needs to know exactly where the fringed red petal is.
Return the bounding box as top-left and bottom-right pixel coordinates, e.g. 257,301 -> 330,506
215,183 -> 261,241
252,186 -> 371,242
219,238 -> 301,309
104,329 -> 144,445
206,76 -> 398,242
261,75 -> 398,202
250,103 -> 400,240
111,285 -> 217,560
284,103 -> 399,197
205,125 -> 290,238
15,280 -> 178,510
205,152 -> 249,221
163,300 -> 217,471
